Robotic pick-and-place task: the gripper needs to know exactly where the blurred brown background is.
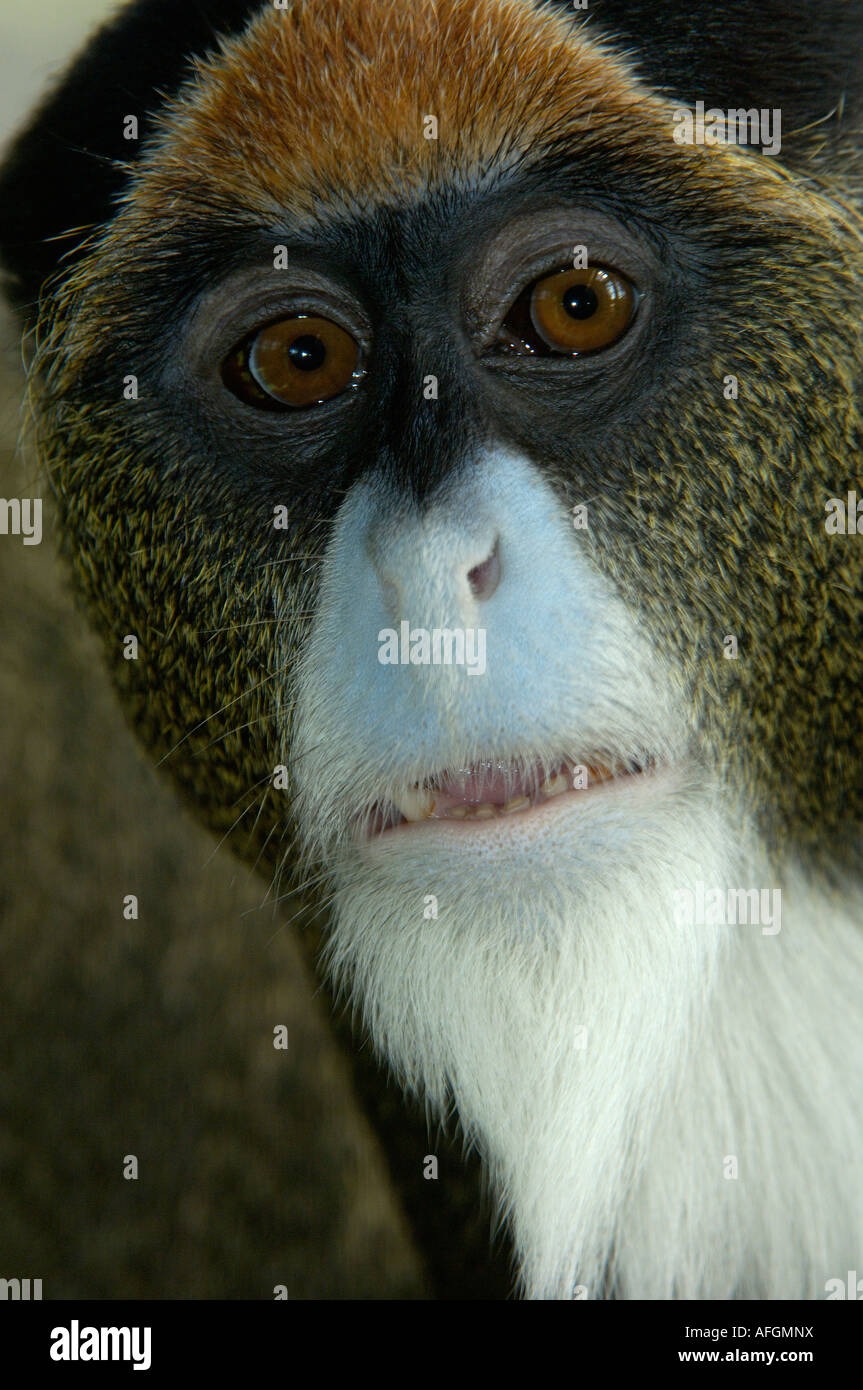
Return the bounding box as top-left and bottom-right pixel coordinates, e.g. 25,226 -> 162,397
0,1 -> 511,1300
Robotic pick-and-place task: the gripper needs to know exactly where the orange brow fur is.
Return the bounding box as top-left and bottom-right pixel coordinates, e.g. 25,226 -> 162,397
127,0 -> 677,226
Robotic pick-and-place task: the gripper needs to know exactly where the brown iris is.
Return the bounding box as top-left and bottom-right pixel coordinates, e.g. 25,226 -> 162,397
499,265 -> 636,356
222,314 -> 360,409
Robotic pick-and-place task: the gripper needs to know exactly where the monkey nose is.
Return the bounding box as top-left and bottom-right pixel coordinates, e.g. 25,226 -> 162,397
467,539 -> 501,601
370,515 -> 501,621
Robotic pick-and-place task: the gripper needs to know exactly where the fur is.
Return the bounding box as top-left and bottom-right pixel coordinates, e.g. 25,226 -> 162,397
1,0 -> 862,1298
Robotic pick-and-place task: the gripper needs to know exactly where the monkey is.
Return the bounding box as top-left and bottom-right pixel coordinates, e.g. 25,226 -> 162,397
0,0 -> 862,1300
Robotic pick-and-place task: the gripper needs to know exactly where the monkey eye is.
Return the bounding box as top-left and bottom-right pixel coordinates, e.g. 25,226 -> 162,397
221,314 -> 362,409
495,264 -> 637,356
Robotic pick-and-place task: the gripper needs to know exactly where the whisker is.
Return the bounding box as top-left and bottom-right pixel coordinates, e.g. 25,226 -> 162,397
227,769 -> 280,812
199,799 -> 258,870
246,819 -> 280,878
197,713 -> 281,755
256,555 -> 322,568
156,660 -> 291,765
242,783 -> 274,855
261,886 -> 340,952
199,614 -> 315,636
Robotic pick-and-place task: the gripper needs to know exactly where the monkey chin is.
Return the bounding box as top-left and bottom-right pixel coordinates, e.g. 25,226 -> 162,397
322,781 -> 862,1300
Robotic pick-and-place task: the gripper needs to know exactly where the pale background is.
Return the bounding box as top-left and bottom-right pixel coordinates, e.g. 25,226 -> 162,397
0,0 -> 117,151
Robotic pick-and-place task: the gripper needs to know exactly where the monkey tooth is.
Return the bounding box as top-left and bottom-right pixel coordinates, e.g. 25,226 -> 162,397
380,757 -> 652,831
394,786 -> 437,822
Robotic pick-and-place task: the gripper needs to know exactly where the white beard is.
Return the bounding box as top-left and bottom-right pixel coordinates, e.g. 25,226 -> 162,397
319,790 -> 863,1299
287,449 -> 863,1299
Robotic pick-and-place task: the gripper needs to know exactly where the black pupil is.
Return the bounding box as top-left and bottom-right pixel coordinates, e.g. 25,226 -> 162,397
562,285 -> 599,320
288,334 -> 327,371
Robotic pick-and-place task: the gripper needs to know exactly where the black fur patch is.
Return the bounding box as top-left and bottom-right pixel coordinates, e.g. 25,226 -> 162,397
0,0 -> 266,318
571,0 -> 863,128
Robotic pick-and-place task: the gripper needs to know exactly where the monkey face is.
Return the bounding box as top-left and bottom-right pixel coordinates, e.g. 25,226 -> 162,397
17,0 -> 861,885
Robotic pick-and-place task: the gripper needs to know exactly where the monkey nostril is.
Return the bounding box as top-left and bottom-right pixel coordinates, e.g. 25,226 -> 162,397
467,539 -> 501,601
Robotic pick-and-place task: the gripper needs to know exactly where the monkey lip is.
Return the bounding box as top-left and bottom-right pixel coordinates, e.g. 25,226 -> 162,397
365,756 -> 654,836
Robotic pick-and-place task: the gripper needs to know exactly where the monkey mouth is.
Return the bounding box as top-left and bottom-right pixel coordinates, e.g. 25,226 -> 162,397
365,756 -> 655,835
